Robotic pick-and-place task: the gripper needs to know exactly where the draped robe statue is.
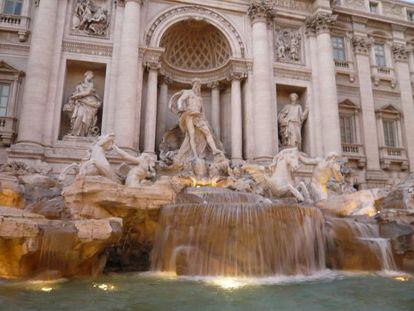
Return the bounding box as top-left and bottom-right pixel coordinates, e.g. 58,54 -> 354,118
64,71 -> 102,137
277,93 -> 308,150
167,79 -> 223,164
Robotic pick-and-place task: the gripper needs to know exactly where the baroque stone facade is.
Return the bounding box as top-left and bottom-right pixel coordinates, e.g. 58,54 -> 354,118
1,0 -> 414,188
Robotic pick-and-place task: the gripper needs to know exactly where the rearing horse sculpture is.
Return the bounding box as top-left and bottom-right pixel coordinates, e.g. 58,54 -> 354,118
243,148 -> 318,202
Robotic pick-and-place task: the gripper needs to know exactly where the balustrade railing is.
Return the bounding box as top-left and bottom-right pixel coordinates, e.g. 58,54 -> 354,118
342,143 -> 361,154
0,116 -> 17,145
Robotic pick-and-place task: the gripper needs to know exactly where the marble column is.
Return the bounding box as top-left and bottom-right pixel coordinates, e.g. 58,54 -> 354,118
247,2 -> 276,161
143,61 -> 160,155
306,31 -> 323,157
114,0 -> 142,151
230,74 -> 244,163
208,81 -> 221,138
17,0 -> 59,146
306,12 -> 342,155
392,44 -> 414,172
156,75 -> 171,145
352,35 -> 382,171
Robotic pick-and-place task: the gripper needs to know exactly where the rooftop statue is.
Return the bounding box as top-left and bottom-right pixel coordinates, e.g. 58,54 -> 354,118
278,93 -> 308,150
63,71 -> 102,137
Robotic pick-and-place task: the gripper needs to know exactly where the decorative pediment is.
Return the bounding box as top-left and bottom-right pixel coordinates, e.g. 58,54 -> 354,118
339,99 -> 360,111
0,60 -> 24,79
376,104 -> 401,116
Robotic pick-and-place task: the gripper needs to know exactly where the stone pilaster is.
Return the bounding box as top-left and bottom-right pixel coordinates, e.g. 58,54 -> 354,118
248,0 -> 276,161
392,43 -> 414,172
16,0 -> 59,148
306,12 -> 342,155
207,81 -> 221,139
114,0 -> 143,151
352,35 -> 382,173
143,60 -> 161,155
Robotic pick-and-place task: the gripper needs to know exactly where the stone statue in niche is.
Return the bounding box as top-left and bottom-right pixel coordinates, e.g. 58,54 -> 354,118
72,0 -> 109,36
167,79 -> 224,164
275,29 -> 302,63
63,71 -> 102,137
277,93 -> 308,150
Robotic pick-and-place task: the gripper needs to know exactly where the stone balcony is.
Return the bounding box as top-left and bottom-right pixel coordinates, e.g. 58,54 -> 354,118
342,143 -> 366,168
0,117 -> 17,146
0,14 -> 30,42
334,60 -> 355,82
379,146 -> 409,171
371,65 -> 396,88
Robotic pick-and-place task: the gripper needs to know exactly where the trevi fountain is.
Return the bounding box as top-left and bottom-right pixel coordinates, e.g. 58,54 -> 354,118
1,0 -> 414,310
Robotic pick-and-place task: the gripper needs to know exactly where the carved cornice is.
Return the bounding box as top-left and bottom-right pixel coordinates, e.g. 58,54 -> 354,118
159,57 -> 251,85
305,12 -> 337,35
392,43 -> 410,62
351,35 -> 373,55
62,41 -> 113,57
247,0 -> 276,24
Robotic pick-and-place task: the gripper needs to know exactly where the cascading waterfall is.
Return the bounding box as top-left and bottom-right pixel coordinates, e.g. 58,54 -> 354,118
151,187 -> 326,277
326,218 -> 396,271
36,224 -> 77,278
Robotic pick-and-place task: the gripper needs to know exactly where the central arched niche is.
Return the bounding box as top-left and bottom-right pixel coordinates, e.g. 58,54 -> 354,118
160,20 -> 231,72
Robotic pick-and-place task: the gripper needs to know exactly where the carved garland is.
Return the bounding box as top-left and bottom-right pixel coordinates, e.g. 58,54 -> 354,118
392,43 -> 410,62
145,5 -> 246,58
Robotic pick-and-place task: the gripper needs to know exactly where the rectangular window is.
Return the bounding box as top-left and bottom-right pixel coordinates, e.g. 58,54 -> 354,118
369,2 -> 378,13
332,36 -> 346,61
374,44 -> 386,67
340,115 -> 356,144
383,120 -> 398,148
3,0 -> 23,15
408,11 -> 414,22
0,83 -> 10,117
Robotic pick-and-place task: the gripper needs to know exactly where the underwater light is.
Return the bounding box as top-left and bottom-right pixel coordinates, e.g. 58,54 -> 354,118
93,283 -> 116,291
40,287 -> 53,292
392,275 -> 410,282
208,277 -> 247,290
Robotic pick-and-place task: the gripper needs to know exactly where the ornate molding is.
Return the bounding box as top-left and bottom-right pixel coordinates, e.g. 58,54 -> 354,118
351,35 -> 373,56
275,28 -> 302,64
145,5 -> 246,58
71,0 -> 111,37
207,81 -> 220,89
247,0 -> 276,24
142,47 -> 164,71
62,41 -> 113,57
305,12 -> 336,35
116,0 -> 144,7
392,43 -> 410,62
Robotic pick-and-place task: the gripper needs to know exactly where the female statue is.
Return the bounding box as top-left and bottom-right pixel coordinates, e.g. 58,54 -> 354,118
64,71 -> 102,137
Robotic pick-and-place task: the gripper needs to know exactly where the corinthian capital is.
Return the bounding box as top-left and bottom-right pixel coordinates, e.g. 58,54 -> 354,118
305,12 -> 336,35
352,35 -> 373,55
116,0 -> 144,7
247,0 -> 276,24
392,43 -> 410,62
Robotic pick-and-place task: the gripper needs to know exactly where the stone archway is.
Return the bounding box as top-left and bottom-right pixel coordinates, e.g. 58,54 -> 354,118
145,5 -> 246,58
